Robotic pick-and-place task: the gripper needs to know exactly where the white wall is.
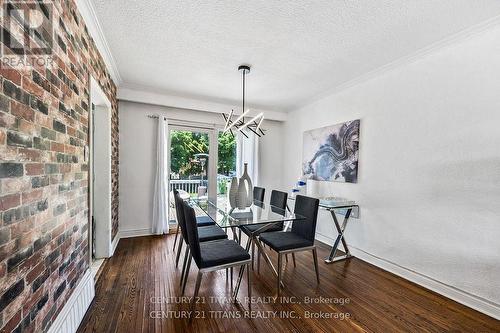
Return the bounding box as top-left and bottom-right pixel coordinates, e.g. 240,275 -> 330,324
119,101 -> 283,237
282,24 -> 500,317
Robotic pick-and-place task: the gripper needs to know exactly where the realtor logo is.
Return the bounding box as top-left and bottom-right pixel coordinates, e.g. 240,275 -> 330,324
1,0 -> 53,57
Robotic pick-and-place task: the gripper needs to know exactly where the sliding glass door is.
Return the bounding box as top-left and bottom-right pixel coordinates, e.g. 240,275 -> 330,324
217,130 -> 237,201
168,125 -> 238,223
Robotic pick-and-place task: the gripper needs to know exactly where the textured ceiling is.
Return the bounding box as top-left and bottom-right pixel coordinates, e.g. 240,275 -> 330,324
91,0 -> 500,111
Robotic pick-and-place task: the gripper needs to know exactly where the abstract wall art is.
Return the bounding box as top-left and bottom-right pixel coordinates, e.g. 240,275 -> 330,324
302,119 -> 360,183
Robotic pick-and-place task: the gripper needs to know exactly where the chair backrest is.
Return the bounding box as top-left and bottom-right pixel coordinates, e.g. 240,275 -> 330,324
270,190 -> 288,210
173,190 -> 189,243
182,201 -> 202,265
253,186 -> 265,206
291,195 -> 320,243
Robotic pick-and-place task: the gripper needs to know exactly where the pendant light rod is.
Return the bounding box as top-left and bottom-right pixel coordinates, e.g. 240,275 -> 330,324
238,65 -> 250,124
222,64 -> 265,138
242,69 -> 245,120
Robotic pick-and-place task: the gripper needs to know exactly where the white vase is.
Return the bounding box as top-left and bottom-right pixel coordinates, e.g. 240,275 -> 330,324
237,163 -> 253,209
229,177 -> 239,209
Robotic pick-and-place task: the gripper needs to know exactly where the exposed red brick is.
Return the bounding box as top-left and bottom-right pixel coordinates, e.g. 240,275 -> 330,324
51,142 -> 65,152
65,145 -> 76,154
18,245 -> 38,269
0,111 -> 15,128
18,148 -> 41,161
67,127 -> 76,136
0,128 -> 5,144
2,310 -> 22,333
22,189 -> 43,204
11,101 -> 35,122
1,177 -> 31,194
35,112 -> 52,128
60,164 -> 71,173
0,239 -> 19,262
22,78 -> 45,99
25,163 -> 44,175
10,218 -> 35,239
0,66 -> 22,85
51,224 -> 65,240
0,193 -> 21,210
0,262 -> 6,278
18,119 -> 36,133
23,287 -> 44,314
0,1 -> 118,331
26,262 -> 45,285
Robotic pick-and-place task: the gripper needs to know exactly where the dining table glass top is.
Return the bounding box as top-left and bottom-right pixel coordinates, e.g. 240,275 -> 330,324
191,197 -> 305,228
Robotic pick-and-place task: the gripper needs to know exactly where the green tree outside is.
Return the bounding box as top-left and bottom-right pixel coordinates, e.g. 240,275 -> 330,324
169,130 -> 236,177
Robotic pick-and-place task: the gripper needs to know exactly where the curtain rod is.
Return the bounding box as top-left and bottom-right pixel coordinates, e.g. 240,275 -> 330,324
147,114 -> 223,130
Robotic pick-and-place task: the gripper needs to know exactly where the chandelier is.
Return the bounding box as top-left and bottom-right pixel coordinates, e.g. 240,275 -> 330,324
222,65 -> 266,138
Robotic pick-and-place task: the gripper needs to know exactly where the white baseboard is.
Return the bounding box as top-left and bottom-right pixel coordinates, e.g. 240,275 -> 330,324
119,227 -> 154,239
315,232 -> 500,320
47,270 -> 95,333
111,234 -> 120,255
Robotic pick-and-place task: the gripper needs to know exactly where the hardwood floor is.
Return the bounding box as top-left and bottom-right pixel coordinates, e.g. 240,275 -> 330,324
78,235 -> 500,333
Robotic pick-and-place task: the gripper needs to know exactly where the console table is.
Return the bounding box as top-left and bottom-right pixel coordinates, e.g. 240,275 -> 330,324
288,197 -> 358,264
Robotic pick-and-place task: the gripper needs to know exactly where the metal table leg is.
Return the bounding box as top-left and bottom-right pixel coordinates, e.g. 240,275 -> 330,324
252,236 -> 285,287
324,208 -> 353,264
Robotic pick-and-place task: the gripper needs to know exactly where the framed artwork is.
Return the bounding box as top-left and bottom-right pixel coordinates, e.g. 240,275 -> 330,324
302,119 -> 360,183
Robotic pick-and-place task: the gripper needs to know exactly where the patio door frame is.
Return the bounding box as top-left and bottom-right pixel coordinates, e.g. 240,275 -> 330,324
167,123 -> 218,204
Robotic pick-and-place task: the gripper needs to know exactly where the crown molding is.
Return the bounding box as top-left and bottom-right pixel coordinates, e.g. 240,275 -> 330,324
75,0 -> 122,85
118,83 -> 287,122
290,14 -> 500,112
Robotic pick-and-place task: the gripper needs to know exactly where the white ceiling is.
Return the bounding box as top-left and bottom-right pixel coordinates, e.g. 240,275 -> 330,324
90,0 -> 500,112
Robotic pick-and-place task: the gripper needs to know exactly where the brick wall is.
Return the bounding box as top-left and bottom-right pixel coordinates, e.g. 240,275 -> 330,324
0,1 -> 118,332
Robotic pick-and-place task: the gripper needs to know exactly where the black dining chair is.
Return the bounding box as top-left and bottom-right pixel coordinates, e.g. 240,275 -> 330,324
181,201 -> 252,312
253,186 -> 265,206
235,186 -> 265,248
244,190 -> 288,234
240,190 -> 288,269
237,186 -> 263,261
258,195 -> 320,297
172,192 -> 215,252
173,190 -> 228,286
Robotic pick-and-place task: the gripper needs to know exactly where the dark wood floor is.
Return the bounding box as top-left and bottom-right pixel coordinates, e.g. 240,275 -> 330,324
78,235 -> 500,333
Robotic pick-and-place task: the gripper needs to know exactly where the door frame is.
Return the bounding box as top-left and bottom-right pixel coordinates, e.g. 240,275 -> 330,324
167,124 -> 218,204
88,77 -> 113,263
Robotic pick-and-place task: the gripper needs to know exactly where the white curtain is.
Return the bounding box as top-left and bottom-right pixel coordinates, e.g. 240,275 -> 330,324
236,133 -> 259,185
152,117 -> 169,235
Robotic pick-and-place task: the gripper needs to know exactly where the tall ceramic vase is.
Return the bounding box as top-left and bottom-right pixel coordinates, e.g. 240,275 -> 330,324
229,177 -> 239,209
237,163 -> 253,209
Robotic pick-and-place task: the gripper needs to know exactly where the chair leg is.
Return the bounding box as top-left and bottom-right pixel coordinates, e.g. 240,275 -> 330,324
257,246 -> 261,274
285,254 -> 288,263
292,253 -> 296,268
234,264 -> 245,300
277,253 -> 283,299
247,262 -> 252,311
175,238 -> 184,268
190,271 -> 203,312
312,248 -> 320,284
182,254 -> 192,295
173,224 -> 180,251
251,242 -> 255,270
231,226 -> 239,243
238,228 -> 242,245
180,247 -> 190,287
230,267 -> 233,290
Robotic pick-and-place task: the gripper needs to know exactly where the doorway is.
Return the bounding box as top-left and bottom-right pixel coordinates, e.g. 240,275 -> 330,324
167,125 -> 237,223
88,77 -> 113,277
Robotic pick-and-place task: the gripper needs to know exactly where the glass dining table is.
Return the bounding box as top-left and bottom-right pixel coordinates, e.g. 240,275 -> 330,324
191,197 -> 305,281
